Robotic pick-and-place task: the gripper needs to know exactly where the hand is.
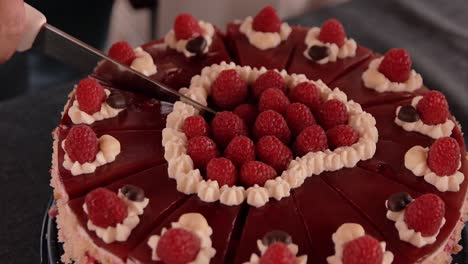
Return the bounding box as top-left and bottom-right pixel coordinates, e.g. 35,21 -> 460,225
0,0 -> 25,63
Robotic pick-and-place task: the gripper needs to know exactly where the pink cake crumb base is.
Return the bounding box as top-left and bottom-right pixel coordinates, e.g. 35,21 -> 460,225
56,203 -> 124,264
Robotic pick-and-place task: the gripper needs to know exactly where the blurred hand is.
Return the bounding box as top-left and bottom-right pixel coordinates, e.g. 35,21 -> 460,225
0,0 -> 25,63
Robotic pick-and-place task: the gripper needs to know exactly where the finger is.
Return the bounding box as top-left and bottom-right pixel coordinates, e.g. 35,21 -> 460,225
0,0 -> 25,63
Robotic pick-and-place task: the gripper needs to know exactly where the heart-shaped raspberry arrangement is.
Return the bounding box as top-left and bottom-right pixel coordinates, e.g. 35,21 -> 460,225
163,62 -> 378,207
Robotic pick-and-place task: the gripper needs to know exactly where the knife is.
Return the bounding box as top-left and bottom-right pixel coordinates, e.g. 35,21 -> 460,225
17,4 -> 215,115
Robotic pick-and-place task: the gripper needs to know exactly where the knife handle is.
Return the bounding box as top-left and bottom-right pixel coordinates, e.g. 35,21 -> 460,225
17,4 -> 47,52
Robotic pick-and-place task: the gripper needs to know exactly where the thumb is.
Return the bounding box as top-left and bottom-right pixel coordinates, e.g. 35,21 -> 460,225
0,0 -> 25,63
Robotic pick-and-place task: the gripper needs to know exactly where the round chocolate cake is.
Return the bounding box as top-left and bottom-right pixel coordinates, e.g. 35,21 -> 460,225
50,6 -> 467,264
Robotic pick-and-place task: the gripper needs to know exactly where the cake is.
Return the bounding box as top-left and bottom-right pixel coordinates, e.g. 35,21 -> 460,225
50,6 -> 468,264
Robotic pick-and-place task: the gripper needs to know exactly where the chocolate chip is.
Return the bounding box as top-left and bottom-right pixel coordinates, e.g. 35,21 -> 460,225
398,105 -> 419,123
186,36 -> 207,55
106,93 -> 127,109
307,45 -> 329,61
121,184 -> 145,202
387,192 -> 413,212
262,230 -> 292,246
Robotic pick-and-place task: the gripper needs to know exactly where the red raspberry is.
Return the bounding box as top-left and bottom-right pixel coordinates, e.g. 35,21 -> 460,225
318,19 -> 346,47
85,188 -> 128,228
173,14 -> 203,40
285,103 -> 316,136
211,69 -> 248,109
234,104 -> 258,128
224,136 -> 256,167
326,124 -> 359,149
64,125 -> 99,163
252,6 -> 281,33
256,136 -> 293,173
240,161 -> 276,187
342,235 -> 383,264
427,137 -> 460,176
206,158 -> 238,187
76,78 -> 107,115
288,82 -> 323,112
378,48 -> 412,83
108,41 -> 136,66
416,91 -> 449,125
156,228 -> 201,264
253,70 -> 286,98
186,136 -> 219,169
294,125 -> 328,156
318,99 -> 348,130
404,194 -> 445,237
211,111 -> 248,148
182,115 -> 209,139
253,110 -> 291,144
259,242 -> 296,264
259,88 -> 291,114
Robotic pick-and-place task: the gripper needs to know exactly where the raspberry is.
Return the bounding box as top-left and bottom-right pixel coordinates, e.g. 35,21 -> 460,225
156,228 -> 201,264
294,125 -> 328,156
211,69 -> 248,109
256,136 -> 293,173
288,82 -> 322,112
259,242 -> 296,264
75,78 -> 107,115
416,91 -> 449,125
427,137 -> 460,176
186,136 -> 219,169
182,115 -> 209,139
404,194 -> 445,237
234,104 -> 258,128
253,110 -> 291,144
174,14 -> 203,40
64,125 -> 99,163
211,111 -> 248,148
326,125 -> 359,149
252,6 -> 281,33
240,161 -> 276,187
318,19 -> 346,47
378,48 -> 412,83
318,99 -> 348,130
253,70 -> 286,98
342,235 -> 383,264
285,103 -> 316,136
224,136 -> 256,167
108,41 -> 136,66
85,188 -> 128,228
206,158 -> 238,187
259,88 -> 291,114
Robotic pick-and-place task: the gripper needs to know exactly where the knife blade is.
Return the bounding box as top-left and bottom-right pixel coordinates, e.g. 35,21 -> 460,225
17,4 -> 215,115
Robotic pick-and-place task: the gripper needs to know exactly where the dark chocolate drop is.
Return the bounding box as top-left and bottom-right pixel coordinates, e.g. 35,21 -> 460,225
262,230 -> 292,246
186,36 -> 207,55
106,93 -> 127,109
307,45 -> 329,61
121,184 -> 145,202
387,192 -> 413,212
398,105 -> 419,123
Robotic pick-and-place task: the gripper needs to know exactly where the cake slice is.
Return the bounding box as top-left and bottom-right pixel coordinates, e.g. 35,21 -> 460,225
59,84 -> 173,132
287,19 -> 371,84
233,196 -> 316,263
358,139 -> 468,210
52,127 -> 166,202
330,53 -> 429,107
226,6 -> 295,70
127,195 -> 242,263
56,164 -> 187,264
321,167 -> 466,263
292,176 -> 386,262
